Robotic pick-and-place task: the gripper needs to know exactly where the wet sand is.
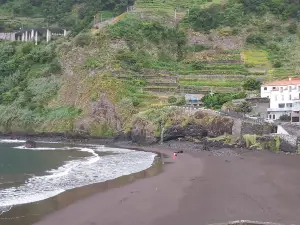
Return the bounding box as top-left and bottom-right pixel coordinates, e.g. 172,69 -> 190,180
34,146 -> 300,225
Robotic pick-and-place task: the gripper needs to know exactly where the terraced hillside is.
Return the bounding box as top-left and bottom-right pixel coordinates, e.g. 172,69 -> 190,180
116,0 -> 300,97
109,10 -> 260,95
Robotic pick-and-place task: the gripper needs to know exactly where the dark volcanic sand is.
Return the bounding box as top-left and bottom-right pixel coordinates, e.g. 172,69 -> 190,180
34,146 -> 300,225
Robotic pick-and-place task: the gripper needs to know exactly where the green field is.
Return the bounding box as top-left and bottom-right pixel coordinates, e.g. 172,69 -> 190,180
179,79 -> 241,87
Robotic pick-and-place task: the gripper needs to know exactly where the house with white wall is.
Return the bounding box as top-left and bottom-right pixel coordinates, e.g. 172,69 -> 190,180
261,77 -> 300,122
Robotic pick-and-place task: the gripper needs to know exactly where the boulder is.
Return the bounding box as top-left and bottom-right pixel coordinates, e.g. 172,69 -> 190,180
193,111 -> 234,137
25,140 -> 36,148
164,124 -> 208,141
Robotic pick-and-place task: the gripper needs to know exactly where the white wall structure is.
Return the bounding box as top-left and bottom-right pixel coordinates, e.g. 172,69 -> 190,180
277,125 -> 289,135
261,77 -> 300,121
0,28 -> 69,44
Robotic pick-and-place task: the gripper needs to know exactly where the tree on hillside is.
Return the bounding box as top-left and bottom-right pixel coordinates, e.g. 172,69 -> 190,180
242,78 -> 261,91
202,92 -> 246,109
235,101 -> 252,114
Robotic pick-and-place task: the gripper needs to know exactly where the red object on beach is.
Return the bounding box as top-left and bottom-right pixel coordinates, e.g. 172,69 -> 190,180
173,153 -> 177,159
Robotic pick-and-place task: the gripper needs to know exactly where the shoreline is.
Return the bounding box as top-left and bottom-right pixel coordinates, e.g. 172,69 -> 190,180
32,144 -> 300,225
2,138 -> 300,224
0,142 -> 165,225
32,144 -> 204,225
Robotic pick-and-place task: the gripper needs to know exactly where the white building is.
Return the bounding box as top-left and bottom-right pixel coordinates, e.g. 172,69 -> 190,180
261,77 -> 300,122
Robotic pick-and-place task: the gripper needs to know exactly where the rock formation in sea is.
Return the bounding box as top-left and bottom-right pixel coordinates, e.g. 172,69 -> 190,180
25,140 -> 36,148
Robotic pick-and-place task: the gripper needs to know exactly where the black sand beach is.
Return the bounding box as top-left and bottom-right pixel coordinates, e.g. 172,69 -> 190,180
31,144 -> 300,225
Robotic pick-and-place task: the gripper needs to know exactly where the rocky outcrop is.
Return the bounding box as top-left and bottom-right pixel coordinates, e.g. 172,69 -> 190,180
114,131 -> 131,141
25,140 -> 36,148
131,118 -> 157,145
193,111 -> 234,137
75,95 -> 122,136
164,124 -> 208,141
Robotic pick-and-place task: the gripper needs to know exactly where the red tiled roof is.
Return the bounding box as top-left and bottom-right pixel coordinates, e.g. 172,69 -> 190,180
263,78 -> 300,86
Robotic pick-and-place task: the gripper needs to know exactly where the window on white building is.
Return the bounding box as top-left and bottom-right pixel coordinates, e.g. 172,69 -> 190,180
289,94 -> 292,100
273,114 -> 275,119
287,103 -> 293,108
264,87 -> 267,90
269,115 -> 272,119
273,87 -> 276,90
289,86 -> 292,92
278,103 -> 285,108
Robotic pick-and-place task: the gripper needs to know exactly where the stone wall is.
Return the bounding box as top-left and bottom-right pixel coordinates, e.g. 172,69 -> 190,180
240,121 -> 273,136
272,134 -> 298,153
246,97 -> 269,104
232,119 -> 242,136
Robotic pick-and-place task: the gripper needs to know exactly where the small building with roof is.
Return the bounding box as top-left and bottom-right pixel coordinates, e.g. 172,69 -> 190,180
185,94 -> 204,107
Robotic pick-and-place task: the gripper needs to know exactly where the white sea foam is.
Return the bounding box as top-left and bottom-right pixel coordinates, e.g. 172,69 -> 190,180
0,139 -> 26,143
14,146 -> 82,151
0,145 -> 156,212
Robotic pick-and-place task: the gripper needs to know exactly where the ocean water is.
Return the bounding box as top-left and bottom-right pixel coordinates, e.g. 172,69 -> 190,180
0,140 -> 156,217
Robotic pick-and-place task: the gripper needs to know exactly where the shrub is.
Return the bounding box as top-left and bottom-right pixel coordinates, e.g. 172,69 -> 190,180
243,134 -> 257,148
288,22 -> 297,34
246,33 -> 266,45
235,101 -> 252,114
176,96 -> 186,106
242,78 -> 261,91
273,61 -> 282,68
279,114 -> 291,121
168,96 -> 177,104
194,44 -> 208,52
202,92 -> 246,109
191,61 -> 205,70
74,33 -> 91,47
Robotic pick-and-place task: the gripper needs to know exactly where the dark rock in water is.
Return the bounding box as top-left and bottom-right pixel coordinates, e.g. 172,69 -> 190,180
25,140 -> 36,148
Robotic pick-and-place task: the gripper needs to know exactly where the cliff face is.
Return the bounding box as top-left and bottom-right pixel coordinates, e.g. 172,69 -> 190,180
43,33 -> 137,136
130,108 -> 235,145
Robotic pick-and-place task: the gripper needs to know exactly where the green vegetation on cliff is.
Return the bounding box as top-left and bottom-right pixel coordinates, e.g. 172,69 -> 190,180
0,0 -> 132,33
183,0 -> 300,76
2,0 -> 300,136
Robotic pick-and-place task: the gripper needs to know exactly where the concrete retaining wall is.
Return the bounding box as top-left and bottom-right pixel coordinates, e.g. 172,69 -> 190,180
0,33 -> 15,41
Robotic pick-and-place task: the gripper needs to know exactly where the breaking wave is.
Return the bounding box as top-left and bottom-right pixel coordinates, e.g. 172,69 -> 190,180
0,142 -> 156,214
